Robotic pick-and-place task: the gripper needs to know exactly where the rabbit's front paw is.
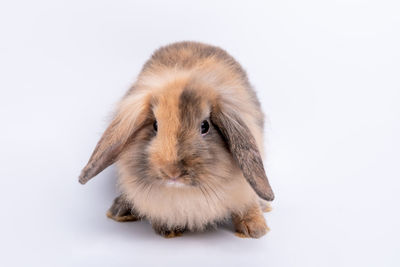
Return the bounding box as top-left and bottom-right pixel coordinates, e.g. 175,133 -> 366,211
232,205 -> 269,238
106,195 -> 140,222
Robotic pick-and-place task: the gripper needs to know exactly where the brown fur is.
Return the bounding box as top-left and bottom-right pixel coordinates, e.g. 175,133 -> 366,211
79,41 -> 274,238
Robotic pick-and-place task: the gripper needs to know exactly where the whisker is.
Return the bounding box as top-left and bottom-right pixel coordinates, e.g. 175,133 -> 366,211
200,183 -> 217,209
203,180 -> 224,203
198,185 -> 211,210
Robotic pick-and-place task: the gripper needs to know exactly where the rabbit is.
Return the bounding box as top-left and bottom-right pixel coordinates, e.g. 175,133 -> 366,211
79,41 -> 274,238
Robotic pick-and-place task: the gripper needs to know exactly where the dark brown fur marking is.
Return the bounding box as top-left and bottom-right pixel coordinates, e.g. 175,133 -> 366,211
178,89 -> 203,129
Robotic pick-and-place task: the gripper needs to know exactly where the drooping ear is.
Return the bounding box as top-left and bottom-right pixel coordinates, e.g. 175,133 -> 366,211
79,93 -> 149,184
210,105 -> 274,201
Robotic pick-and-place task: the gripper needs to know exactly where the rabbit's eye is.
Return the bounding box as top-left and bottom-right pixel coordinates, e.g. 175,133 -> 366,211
201,120 -> 209,135
153,121 -> 158,132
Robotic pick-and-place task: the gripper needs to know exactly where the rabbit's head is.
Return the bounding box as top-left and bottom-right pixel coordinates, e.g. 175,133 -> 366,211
79,75 -> 274,201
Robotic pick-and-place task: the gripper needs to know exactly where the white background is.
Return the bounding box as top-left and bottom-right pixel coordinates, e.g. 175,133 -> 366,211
0,0 -> 399,266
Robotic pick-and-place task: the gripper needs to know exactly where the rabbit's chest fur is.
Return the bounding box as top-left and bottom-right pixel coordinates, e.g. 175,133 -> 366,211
118,170 -> 258,230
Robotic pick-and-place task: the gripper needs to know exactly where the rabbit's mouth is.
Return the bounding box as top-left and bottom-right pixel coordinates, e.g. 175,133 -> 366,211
158,170 -> 198,188
164,178 -> 187,188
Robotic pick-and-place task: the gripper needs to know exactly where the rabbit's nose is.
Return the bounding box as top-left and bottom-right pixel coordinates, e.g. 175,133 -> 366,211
163,166 -> 182,180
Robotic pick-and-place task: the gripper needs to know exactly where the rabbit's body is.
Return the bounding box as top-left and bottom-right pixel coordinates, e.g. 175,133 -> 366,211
80,42 -> 274,238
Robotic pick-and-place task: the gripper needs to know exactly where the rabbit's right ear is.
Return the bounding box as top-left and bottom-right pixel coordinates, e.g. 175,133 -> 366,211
210,103 -> 274,201
79,92 -> 149,184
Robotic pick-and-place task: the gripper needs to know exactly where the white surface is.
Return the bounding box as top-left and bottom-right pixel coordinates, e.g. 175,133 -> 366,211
1,1 -> 399,266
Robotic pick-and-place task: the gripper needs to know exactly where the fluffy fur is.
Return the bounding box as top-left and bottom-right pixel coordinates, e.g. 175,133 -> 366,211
79,41 -> 274,238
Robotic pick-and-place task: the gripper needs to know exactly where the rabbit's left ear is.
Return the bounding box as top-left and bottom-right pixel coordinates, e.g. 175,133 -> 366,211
210,105 -> 274,201
79,93 -> 149,184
